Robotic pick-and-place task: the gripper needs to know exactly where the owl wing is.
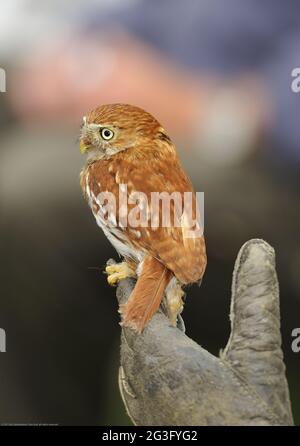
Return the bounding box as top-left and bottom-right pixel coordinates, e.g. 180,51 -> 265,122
83,154 -> 206,284
118,156 -> 207,285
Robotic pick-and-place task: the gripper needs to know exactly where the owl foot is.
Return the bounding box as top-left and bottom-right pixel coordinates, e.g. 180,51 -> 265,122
105,261 -> 136,286
165,279 -> 185,327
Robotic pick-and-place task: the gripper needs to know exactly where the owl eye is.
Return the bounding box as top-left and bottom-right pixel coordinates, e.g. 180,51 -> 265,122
100,128 -> 114,140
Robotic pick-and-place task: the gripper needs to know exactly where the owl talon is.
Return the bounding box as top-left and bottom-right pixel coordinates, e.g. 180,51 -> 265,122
105,262 -> 136,286
165,280 -> 185,327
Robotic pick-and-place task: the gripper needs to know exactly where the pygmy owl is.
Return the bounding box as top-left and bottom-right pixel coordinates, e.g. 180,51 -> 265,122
80,104 -> 206,332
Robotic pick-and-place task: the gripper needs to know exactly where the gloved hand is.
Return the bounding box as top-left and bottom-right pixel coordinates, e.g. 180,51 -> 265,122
116,239 -> 294,426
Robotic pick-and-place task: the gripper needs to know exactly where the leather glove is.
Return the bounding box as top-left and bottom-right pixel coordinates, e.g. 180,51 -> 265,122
116,239 -> 294,426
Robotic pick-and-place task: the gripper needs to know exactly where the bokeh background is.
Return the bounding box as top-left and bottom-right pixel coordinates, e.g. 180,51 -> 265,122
0,0 -> 300,425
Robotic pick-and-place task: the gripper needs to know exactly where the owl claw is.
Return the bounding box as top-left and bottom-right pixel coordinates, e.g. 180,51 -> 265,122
165,281 -> 185,327
105,262 -> 136,286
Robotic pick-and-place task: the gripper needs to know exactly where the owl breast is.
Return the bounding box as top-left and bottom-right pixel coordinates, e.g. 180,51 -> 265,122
81,166 -> 145,263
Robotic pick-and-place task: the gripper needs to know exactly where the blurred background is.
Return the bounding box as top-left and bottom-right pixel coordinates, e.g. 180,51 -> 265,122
0,0 -> 300,425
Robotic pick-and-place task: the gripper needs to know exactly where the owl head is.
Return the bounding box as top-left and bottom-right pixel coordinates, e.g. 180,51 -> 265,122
80,103 -> 172,162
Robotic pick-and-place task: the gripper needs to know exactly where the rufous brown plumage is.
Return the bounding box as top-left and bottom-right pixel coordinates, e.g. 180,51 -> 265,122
80,103 -> 206,332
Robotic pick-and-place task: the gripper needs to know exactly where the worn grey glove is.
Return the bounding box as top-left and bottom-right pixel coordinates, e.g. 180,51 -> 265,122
116,239 -> 294,426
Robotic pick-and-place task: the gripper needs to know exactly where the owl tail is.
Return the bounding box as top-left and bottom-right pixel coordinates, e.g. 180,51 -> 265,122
120,256 -> 172,333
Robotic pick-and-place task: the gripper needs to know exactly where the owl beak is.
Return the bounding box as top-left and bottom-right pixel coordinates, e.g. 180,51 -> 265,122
80,137 -> 92,154
80,139 -> 88,154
